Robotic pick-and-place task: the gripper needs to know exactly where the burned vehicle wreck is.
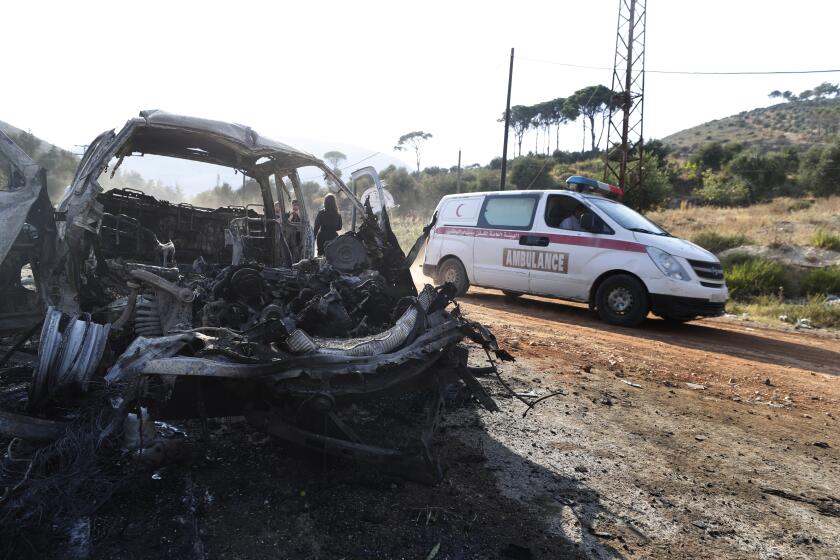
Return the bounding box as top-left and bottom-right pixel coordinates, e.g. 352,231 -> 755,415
0,111 -> 512,536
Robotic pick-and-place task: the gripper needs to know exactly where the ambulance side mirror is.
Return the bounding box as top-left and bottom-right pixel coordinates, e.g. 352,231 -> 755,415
579,213 -> 596,233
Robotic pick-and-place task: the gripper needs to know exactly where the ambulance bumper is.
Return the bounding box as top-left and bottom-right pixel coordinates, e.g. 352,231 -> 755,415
649,294 -> 727,319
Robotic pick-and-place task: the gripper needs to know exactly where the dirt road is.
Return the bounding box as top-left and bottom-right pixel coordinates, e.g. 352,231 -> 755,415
78,288 -> 839,559
451,289 -> 840,559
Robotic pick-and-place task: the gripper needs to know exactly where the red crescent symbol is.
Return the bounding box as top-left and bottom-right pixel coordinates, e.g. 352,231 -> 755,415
456,203 -> 464,217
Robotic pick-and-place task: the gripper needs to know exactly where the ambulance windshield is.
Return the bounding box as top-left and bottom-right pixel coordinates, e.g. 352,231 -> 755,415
586,197 -> 667,236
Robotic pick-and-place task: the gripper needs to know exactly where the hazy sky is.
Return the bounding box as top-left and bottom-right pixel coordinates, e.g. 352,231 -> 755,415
5,0 -> 840,174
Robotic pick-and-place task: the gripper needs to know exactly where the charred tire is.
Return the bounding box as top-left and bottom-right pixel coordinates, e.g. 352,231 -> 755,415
437,258 -> 469,296
595,274 -> 648,327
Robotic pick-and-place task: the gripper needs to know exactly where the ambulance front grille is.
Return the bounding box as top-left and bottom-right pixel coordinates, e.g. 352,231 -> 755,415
687,259 -> 724,282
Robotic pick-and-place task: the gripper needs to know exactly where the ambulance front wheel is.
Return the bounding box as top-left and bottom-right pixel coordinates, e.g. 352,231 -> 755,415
595,274 -> 648,327
438,258 -> 470,296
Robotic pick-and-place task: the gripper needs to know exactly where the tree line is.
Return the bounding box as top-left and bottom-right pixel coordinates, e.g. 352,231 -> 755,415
500,85 -> 615,156
768,81 -> 840,103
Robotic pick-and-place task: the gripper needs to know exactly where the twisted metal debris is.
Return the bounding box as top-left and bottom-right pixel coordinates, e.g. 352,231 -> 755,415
0,112 -> 512,548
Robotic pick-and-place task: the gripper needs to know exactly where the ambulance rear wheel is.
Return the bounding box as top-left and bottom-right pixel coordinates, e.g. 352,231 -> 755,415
438,258 -> 469,296
595,274 -> 648,327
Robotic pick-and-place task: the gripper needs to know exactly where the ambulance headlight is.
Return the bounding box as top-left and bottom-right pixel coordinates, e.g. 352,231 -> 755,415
646,246 -> 690,281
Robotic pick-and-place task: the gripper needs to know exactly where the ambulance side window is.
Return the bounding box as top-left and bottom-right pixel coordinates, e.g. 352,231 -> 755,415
478,195 -> 539,230
545,195 -> 613,234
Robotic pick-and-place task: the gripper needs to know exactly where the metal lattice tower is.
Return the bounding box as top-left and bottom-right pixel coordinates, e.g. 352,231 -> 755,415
604,0 -> 647,198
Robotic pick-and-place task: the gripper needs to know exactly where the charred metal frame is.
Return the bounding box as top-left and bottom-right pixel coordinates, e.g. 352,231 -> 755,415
0,112 -> 512,495
51,110 -> 368,310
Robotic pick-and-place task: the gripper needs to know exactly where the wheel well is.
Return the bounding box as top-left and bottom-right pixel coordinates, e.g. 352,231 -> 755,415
588,270 -> 649,308
437,255 -> 468,281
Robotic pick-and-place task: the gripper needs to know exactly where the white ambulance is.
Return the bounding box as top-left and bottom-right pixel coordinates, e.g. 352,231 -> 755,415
422,177 -> 728,326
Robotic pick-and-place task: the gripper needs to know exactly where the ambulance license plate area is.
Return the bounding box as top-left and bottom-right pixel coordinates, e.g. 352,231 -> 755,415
709,292 -> 727,303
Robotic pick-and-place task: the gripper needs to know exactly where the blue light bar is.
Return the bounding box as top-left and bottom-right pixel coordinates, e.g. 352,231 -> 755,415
565,175 -> 624,198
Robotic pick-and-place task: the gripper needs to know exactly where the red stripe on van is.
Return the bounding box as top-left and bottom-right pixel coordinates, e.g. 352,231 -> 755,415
434,226 -> 646,253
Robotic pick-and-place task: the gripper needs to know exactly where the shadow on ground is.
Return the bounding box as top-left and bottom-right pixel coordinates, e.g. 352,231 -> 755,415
69,395 -> 622,560
462,291 -> 840,376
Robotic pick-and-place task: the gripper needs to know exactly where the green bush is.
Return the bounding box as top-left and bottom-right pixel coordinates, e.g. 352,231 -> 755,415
689,141 -> 743,172
799,140 -> 840,196
509,156 -> 558,189
724,258 -> 790,299
691,231 -> 752,254
621,155 -> 673,212
477,168 -> 502,191
379,165 -> 419,211
696,170 -> 751,206
725,150 -> 794,200
811,229 -> 840,252
800,267 -> 840,295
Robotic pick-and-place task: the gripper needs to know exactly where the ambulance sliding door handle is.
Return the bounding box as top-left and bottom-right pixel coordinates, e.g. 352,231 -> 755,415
519,235 -> 549,247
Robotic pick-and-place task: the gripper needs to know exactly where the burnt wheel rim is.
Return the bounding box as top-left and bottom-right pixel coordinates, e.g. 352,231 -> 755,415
607,286 -> 634,315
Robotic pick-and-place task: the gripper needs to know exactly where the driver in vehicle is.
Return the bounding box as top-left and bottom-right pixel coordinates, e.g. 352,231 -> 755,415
559,204 -> 588,231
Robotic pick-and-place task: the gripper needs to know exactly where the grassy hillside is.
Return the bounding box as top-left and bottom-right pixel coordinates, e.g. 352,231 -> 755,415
663,98 -> 840,157
648,196 -> 840,249
0,120 -> 79,198
0,120 -> 56,154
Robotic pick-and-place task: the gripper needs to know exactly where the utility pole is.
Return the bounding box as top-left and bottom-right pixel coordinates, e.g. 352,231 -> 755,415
500,47 -> 515,190
456,150 -> 462,193
604,0 -> 647,201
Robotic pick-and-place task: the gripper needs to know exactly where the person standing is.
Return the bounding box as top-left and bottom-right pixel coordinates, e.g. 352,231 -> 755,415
313,193 -> 342,255
288,200 -> 301,223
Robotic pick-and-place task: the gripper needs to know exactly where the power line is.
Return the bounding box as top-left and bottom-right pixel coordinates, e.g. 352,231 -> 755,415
518,58 -> 612,72
649,68 -> 840,76
518,56 -> 840,76
340,151 -> 381,170
299,151 -> 381,182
